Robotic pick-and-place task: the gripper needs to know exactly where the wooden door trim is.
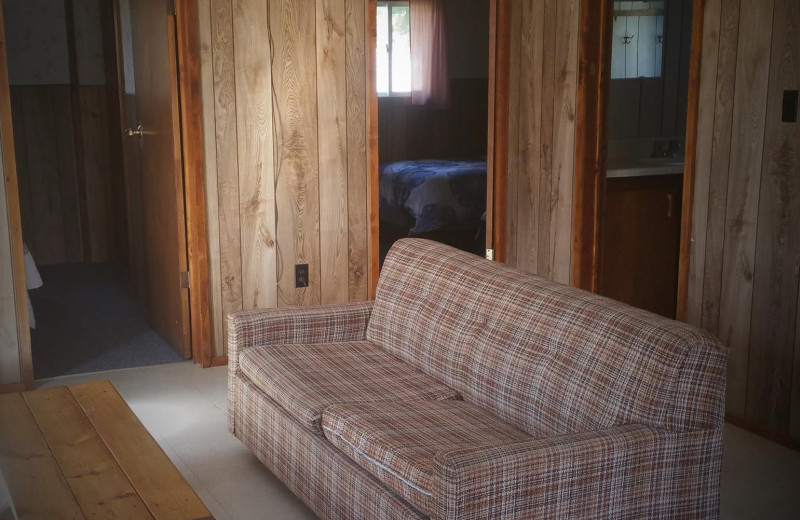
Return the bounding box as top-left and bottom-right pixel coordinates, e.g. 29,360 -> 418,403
365,0 -> 510,279
572,0 -> 705,320
486,0 -> 510,262
572,0 -> 613,292
367,0 -> 380,299
675,0 -> 706,322
0,0 -> 33,388
175,0 -> 212,367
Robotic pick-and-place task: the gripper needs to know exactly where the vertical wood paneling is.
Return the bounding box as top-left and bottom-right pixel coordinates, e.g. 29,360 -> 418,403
689,0 -> 800,442
270,0 -> 321,307
233,0 -> 277,310
317,0 -> 349,305
197,0 -> 225,357
211,0 -> 243,344
503,0 -> 522,267
514,0 -> 542,274
21,88 -> 67,265
717,0 -> 774,415
550,0 -> 578,284
81,86 -> 113,263
700,0 -> 739,336
745,0 -> 799,431
504,0 -> 578,284
345,0 -> 368,301
200,0 -> 370,356
685,0 -> 723,326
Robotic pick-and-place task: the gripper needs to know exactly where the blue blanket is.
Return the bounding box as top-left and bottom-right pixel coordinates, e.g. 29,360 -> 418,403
379,160 -> 487,235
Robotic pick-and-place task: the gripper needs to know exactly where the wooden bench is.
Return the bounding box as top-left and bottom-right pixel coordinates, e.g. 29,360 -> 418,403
0,380 -> 213,520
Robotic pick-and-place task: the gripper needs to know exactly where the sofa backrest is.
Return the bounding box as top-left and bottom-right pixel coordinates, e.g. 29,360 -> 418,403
367,239 -> 727,437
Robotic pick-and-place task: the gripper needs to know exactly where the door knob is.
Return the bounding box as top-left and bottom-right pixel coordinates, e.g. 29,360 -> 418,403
125,124 -> 144,137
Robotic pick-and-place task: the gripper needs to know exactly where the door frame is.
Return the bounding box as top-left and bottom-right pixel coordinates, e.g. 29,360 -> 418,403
0,0 -> 33,390
365,0 -> 510,295
111,0 -> 212,366
572,0 -> 706,320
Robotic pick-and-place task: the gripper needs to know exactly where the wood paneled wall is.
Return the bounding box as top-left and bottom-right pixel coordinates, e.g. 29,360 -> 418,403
10,84 -> 122,266
503,0 -> 580,284
197,0 -> 369,357
687,0 -> 800,440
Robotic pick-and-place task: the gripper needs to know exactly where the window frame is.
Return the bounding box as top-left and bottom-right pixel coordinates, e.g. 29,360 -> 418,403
377,0 -> 411,98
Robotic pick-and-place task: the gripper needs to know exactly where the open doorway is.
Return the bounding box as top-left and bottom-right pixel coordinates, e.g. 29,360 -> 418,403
375,0 -> 492,262
2,0 -> 208,379
573,0 -> 703,320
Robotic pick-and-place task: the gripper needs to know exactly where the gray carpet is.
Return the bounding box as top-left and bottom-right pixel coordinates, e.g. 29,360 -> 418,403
30,263 -> 185,379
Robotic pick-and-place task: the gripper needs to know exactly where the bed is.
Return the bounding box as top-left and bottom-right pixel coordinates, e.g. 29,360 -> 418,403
379,159 -> 487,236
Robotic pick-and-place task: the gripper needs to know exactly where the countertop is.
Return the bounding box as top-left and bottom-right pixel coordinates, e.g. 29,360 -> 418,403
607,157 -> 684,178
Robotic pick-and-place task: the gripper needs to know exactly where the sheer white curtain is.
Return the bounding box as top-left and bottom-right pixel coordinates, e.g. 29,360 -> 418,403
410,0 -> 450,107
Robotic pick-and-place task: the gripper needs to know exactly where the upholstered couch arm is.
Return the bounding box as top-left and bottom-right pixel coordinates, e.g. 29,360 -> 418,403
227,301 -> 374,370
432,424 -> 722,520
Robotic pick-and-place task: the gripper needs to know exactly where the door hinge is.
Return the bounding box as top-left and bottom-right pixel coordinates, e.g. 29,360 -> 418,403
485,248 -> 495,261
180,271 -> 190,289
167,0 -> 176,15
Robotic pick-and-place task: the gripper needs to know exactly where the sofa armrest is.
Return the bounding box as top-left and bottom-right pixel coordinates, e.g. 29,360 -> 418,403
227,301 -> 374,371
432,424 -> 722,520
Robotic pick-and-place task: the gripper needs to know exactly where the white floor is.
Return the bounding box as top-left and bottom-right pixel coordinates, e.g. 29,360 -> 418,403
37,361 -> 800,520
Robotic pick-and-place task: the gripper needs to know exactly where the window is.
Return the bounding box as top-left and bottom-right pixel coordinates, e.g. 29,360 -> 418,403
377,1 -> 411,96
610,1 -> 665,79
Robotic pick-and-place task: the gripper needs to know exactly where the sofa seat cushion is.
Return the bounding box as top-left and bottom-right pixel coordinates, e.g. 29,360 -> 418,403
321,400 -> 531,515
238,341 -> 460,434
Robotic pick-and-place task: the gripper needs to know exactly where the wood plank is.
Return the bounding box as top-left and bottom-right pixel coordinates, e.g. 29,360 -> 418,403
198,0 -> 225,357
503,0 -> 522,268
793,270 -> 800,438
700,0 -> 740,335
676,0 -> 707,321
232,0 -> 277,311
717,0 -> 774,416
22,87 -> 67,265
488,0 -> 511,263
536,0 -> 556,280
366,0 -> 379,299
683,0 -> 723,326
211,0 -> 243,348
52,86 -> 83,264
23,387 -> 153,520
80,86 -> 113,263
9,87 -> 34,255
345,0 -> 368,301
70,381 -> 211,520
317,0 -> 349,304
0,393 -> 84,519
0,0 -> 31,387
516,0 -> 543,274
177,0 -> 213,367
270,0 -> 321,307
549,0 -> 578,285
745,0 -> 800,432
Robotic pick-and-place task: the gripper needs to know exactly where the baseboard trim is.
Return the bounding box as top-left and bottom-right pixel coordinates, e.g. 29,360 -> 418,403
725,413 -> 800,452
210,356 -> 228,367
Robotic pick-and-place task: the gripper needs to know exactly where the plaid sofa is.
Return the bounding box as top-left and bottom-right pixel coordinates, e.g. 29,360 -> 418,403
228,238 -> 727,519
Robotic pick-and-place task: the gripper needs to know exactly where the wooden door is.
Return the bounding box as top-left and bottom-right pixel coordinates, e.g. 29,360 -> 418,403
125,0 -> 190,357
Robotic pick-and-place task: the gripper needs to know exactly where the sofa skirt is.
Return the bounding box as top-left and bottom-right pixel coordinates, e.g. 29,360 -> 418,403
231,373 -> 427,520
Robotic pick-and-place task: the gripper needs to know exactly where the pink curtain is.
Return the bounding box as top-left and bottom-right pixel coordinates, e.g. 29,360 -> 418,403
410,0 -> 450,107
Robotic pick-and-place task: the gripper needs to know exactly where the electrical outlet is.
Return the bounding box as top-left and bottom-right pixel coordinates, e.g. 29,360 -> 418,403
782,90 -> 798,123
295,264 -> 309,288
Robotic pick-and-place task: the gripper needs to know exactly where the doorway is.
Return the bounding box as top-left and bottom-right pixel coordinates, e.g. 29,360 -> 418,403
573,0 -> 704,319
368,0 -> 509,274
1,0 -> 209,379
